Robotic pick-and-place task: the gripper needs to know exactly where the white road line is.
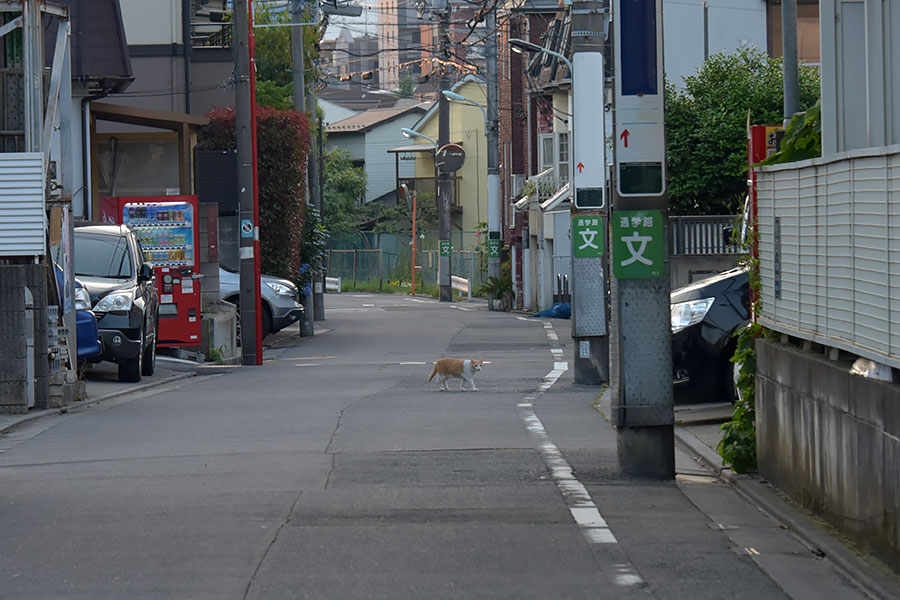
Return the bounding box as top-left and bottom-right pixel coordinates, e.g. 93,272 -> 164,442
294,364 -> 321,367
362,303 -> 375,307
516,365 -> 644,586
547,331 -> 559,341
450,305 -> 471,311
517,316 -> 536,322
400,361 -> 427,365
352,294 -> 374,297
406,297 -> 435,304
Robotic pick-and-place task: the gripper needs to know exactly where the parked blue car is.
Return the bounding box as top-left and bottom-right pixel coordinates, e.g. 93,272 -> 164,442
54,263 -> 102,366
74,278 -> 102,364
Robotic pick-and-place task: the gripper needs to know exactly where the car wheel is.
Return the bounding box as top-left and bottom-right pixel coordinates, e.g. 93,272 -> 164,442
118,331 -> 143,383
261,304 -> 272,338
142,323 -> 157,377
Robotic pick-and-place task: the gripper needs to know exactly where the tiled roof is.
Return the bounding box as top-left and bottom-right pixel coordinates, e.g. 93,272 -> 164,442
326,104 -> 432,133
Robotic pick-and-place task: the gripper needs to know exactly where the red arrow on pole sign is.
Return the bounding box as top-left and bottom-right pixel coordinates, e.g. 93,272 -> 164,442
620,129 -> 630,148
577,162 -> 585,173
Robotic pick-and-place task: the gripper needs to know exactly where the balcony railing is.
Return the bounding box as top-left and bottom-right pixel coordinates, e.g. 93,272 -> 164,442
191,22 -> 232,49
668,215 -> 742,256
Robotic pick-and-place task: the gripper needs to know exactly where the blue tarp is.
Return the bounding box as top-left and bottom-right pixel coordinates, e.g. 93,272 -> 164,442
532,302 -> 571,319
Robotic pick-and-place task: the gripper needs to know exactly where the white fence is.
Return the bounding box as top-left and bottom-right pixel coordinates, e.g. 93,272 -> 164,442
757,145 -> 900,368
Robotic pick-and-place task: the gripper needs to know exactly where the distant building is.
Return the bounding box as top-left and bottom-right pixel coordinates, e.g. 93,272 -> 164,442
323,28 -> 380,86
326,104 -> 431,204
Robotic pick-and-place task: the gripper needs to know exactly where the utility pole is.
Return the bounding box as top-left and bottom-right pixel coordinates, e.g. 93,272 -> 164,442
485,8 -> 501,280
436,2 -> 452,302
307,61 -> 325,322
291,0 -> 315,335
570,0 -> 608,385
235,0 -> 261,365
609,0 -> 673,478
781,0 -> 799,123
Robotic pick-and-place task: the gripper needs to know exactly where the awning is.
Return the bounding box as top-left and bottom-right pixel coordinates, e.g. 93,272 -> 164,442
540,182 -> 570,212
387,144 -> 435,154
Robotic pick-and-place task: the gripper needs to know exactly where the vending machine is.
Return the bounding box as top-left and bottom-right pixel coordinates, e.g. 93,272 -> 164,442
103,195 -> 201,347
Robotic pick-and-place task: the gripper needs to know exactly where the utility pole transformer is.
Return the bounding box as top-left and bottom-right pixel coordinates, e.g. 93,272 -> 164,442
609,0 -> 674,478
570,0 -> 609,385
234,0 -> 260,365
485,9 -> 501,281
437,4 -> 453,302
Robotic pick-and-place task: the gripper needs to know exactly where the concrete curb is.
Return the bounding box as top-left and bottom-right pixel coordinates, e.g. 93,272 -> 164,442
675,426 -> 900,600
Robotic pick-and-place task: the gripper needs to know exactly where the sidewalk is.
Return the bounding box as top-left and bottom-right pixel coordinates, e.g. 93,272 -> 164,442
674,402 -> 900,600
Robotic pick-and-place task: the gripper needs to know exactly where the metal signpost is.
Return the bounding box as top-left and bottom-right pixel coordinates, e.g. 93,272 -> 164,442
570,1 -> 608,385
610,0 -> 674,478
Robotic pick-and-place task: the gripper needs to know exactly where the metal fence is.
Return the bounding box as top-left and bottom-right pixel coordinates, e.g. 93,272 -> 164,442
326,247 -> 488,294
668,215 -> 742,255
757,145 -> 900,369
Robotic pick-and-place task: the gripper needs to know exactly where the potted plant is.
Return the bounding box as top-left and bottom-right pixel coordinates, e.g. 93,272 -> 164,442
480,268 -> 514,312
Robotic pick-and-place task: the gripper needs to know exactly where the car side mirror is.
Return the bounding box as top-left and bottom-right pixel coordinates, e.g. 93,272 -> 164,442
138,263 -> 154,282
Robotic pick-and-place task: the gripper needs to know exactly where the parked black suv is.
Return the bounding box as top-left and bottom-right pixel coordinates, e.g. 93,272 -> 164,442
74,223 -> 159,382
671,266 -> 750,403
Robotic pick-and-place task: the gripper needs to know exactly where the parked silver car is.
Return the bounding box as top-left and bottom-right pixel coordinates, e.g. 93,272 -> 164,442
218,267 -> 304,337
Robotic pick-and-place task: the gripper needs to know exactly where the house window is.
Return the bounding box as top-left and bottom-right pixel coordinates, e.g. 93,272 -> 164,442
539,134 -> 554,172
557,132 -> 570,181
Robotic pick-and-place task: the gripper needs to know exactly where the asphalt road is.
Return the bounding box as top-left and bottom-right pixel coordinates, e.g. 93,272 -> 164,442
0,294 -> 869,599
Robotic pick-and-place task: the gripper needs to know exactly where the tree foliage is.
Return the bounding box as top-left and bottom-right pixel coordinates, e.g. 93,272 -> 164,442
756,100 -> 822,166
253,4 -> 321,92
201,106 -> 310,284
323,148 -> 368,234
666,47 -> 820,215
365,191 -> 438,242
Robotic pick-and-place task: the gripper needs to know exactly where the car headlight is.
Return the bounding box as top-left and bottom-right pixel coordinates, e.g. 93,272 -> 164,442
670,297 -> 715,333
265,281 -> 295,296
94,291 -> 134,313
75,287 -> 92,311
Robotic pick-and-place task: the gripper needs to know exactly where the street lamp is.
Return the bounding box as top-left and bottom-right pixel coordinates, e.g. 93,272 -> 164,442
509,38 -> 573,75
401,127 -> 439,151
441,90 -> 488,135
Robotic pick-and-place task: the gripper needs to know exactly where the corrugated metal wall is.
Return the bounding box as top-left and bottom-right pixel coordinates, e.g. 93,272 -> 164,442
757,145 -> 900,368
0,152 -> 44,256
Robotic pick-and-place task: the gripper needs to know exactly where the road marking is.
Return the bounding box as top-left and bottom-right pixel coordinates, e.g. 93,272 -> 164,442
551,348 -> 564,357
516,316 -> 538,322
406,297 -> 435,304
294,364 -> 321,367
547,331 -> 559,341
515,363 -> 644,587
352,294 -> 374,297
295,356 -> 336,361
362,303 -> 375,307
400,361 -> 427,365
450,305 -> 471,311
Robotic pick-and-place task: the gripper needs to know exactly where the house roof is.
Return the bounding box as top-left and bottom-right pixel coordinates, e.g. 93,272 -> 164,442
327,104 -> 431,134
47,0 -> 133,93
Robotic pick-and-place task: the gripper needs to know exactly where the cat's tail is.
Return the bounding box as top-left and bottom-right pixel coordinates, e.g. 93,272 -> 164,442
427,363 -> 438,382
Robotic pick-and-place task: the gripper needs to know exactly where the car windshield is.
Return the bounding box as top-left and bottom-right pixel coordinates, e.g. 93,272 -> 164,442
74,234 -> 133,279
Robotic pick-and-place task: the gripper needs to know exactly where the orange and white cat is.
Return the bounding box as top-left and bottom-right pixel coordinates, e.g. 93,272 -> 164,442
428,358 -> 484,391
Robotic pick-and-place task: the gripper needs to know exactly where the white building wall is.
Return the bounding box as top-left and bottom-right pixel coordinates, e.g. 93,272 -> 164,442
363,113 -> 420,203
120,0 -> 180,45
325,133 -> 367,161
663,0 -> 767,86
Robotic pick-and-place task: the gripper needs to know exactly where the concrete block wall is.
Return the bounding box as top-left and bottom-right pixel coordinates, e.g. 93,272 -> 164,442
0,265 -> 49,412
757,339 -> 900,570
